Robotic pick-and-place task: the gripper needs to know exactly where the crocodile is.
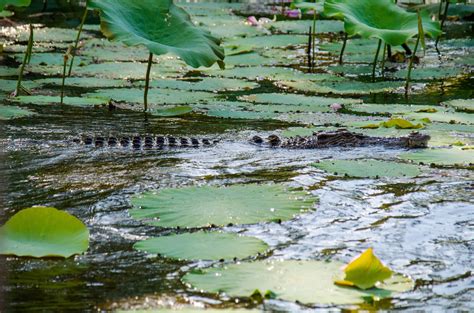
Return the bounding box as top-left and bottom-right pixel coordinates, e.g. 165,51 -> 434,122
73,135 -> 218,149
251,130 -> 430,149
73,130 -> 430,150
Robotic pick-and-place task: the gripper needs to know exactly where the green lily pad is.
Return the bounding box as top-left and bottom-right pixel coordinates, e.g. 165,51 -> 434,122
266,20 -> 344,35
0,80 -> 39,92
312,159 -> 421,178
239,93 -> 361,106
278,79 -> 404,95
129,184 -> 314,228
346,103 -> 439,115
134,231 -> 268,261
70,62 -> 183,80
183,259 -> 414,305
10,95 -> 109,107
88,0 -> 224,68
324,0 -> 441,46
405,110 -> 474,125
10,27 -> 92,43
133,77 -> 258,92
399,148 -> 474,166
0,104 -> 35,120
0,66 -> 18,77
35,77 -> 130,88
225,35 -> 307,50
442,99 -> 473,113
0,207 -> 89,258
87,89 -> 215,106
150,105 -> 193,117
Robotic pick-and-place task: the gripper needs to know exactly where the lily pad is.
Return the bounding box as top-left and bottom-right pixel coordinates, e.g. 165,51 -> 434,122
399,148 -> 474,166
239,93 -> 361,107
10,95 -> 109,107
324,0 -> 441,46
0,207 -> 89,258
70,62 -> 184,80
129,184 -> 314,228
183,259 -> 414,305
87,89 -> 215,106
0,104 -> 35,120
225,35 -> 307,50
88,0 -> 225,68
278,80 -> 404,95
134,231 -> 268,261
442,99 -> 473,113
133,77 -> 258,92
35,77 -> 130,88
312,159 -> 421,178
150,105 -> 193,117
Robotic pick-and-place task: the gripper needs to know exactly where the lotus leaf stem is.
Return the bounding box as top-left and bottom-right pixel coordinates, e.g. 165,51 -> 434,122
381,43 -> 387,78
311,10 -> 316,70
61,46 -> 73,105
307,26 -> 312,70
405,35 -> 420,95
372,39 -> 382,82
68,8 -> 88,77
435,0 -> 450,51
15,24 -> 33,97
339,32 -> 348,65
144,53 -> 154,112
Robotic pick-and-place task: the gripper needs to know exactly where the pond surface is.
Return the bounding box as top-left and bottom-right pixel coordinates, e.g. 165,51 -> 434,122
0,0 -> 473,311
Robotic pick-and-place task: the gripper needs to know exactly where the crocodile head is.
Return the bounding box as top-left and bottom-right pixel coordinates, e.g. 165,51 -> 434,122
406,132 -> 430,148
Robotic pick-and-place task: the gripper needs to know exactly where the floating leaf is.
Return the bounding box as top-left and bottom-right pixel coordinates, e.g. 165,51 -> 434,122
334,248 -> 393,290
0,105 -> 35,120
381,119 -> 423,129
324,0 -> 441,46
183,259 -> 413,305
399,148 -> 474,166
88,0 -> 225,68
442,99 -> 473,113
312,159 -> 421,178
10,95 -> 109,107
130,184 -> 314,228
134,231 -> 268,261
150,105 -> 193,117
0,207 -> 89,258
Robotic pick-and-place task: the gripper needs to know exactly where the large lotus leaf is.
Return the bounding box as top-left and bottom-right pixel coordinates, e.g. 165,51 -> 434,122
10,95 -> 109,107
442,99 -> 473,113
324,0 -> 441,46
0,0 -> 30,9
134,231 -> 268,261
87,0 -> 225,68
0,105 -> 35,120
183,260 -> 414,305
399,148 -> 474,166
312,159 -> 421,178
0,207 -> 89,258
129,184 -> 314,228
133,77 -> 258,92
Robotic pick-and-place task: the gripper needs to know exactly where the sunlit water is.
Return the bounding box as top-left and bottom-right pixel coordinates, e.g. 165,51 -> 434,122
1,1 -> 473,311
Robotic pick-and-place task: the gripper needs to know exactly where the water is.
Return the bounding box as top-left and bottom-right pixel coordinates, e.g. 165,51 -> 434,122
1,1 -> 473,311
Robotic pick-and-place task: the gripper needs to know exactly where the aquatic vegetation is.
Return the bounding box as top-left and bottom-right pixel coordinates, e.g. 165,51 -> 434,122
334,248 -> 393,290
183,259 -> 413,305
130,184 -> 314,228
87,0 -> 225,111
312,159 -> 421,178
134,231 -> 268,261
0,207 -> 89,258
399,148 -> 474,166
0,104 -> 35,119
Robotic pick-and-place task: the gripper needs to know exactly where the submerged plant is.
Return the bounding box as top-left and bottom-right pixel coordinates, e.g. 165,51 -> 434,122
77,0 -> 225,111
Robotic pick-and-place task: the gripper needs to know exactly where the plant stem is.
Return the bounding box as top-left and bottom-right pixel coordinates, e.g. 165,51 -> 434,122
307,26 -> 312,70
339,32 -> 348,65
372,39 -> 382,83
144,53 -> 153,112
381,43 -> 387,78
68,8 -> 88,77
15,24 -> 33,97
61,46 -> 72,105
405,36 -> 420,95
311,10 -> 316,69
435,0 -> 450,50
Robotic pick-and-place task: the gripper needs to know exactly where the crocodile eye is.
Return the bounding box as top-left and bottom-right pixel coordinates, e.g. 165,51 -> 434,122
252,136 -> 263,144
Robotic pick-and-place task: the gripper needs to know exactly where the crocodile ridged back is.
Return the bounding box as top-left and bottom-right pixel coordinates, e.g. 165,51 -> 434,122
74,135 -> 217,149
